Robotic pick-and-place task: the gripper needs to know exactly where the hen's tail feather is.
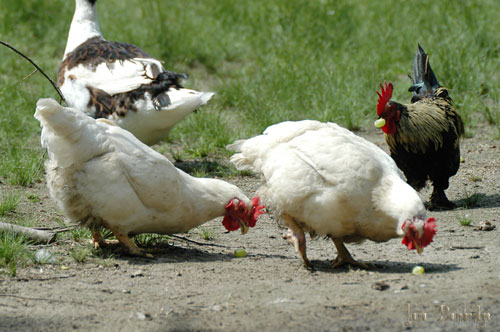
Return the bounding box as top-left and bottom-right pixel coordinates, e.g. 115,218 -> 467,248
408,44 -> 441,97
227,140 -> 258,171
229,153 -> 254,171
226,140 -> 246,153
35,98 -> 84,138
35,98 -> 110,168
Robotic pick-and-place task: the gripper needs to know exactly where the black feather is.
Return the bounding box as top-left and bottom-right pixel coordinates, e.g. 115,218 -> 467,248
408,44 -> 441,97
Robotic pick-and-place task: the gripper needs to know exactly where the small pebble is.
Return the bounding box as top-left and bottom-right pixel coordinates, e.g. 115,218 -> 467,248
475,221 -> 495,231
134,312 -> 151,321
131,270 -> 144,278
35,249 -> 56,264
372,282 -> 390,291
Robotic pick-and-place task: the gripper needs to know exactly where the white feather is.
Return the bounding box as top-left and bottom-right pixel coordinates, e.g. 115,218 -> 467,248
230,120 -> 426,242
60,0 -> 214,145
35,98 -> 251,236
62,58 -> 163,96
63,0 -> 102,57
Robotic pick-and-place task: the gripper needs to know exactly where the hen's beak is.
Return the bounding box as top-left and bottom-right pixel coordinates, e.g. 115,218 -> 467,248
414,241 -> 423,254
239,220 -> 249,235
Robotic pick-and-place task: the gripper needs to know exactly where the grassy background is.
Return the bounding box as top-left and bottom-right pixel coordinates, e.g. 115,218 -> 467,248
1,0 -> 500,181
0,0 -> 499,275
1,0 -> 500,176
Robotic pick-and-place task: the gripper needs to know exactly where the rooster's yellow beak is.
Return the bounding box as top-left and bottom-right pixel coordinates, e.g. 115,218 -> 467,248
374,118 -> 386,128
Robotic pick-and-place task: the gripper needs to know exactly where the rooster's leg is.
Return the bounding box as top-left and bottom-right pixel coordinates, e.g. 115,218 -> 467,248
282,214 -> 310,267
105,224 -> 153,258
331,239 -> 367,269
429,187 -> 455,211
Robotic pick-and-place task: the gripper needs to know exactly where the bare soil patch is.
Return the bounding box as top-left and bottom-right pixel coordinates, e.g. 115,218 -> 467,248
0,127 -> 499,332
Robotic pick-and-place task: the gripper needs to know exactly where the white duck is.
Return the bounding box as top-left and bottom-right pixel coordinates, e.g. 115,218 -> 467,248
58,0 -> 214,145
229,120 -> 436,268
35,98 -> 264,257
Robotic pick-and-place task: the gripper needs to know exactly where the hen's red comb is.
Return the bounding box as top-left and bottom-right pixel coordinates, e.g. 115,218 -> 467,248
249,196 -> 265,227
421,217 -> 437,247
376,81 -> 393,115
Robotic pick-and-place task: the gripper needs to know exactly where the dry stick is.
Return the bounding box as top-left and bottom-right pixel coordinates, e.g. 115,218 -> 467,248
0,40 -> 65,103
34,226 -> 76,232
0,222 -> 56,244
14,274 -> 76,282
169,234 -> 227,248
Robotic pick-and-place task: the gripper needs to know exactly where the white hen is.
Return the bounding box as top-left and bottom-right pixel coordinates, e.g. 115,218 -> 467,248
229,120 -> 436,268
35,98 -> 264,257
58,0 -> 214,145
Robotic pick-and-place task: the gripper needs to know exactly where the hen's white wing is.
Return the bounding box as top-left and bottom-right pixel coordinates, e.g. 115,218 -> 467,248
96,123 -> 186,212
286,123 -> 402,184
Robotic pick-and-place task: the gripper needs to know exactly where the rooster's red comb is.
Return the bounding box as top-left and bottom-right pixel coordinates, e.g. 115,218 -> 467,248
376,81 -> 393,115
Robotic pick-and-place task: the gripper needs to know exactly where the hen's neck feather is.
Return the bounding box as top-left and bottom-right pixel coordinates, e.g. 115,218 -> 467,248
176,171 -> 248,220
373,174 -> 426,235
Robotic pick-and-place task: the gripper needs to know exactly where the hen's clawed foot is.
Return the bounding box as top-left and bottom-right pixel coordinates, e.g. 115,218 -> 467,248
331,238 -> 367,269
90,228 -> 120,249
105,225 -> 154,258
282,215 -> 310,267
282,228 -> 299,253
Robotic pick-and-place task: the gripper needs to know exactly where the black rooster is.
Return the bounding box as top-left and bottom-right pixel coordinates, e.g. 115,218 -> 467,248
375,44 -> 464,210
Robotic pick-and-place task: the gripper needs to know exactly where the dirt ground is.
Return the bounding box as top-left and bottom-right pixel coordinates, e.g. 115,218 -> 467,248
0,126 -> 499,332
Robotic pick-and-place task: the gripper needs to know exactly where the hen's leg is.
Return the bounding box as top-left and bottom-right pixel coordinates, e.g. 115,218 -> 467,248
90,227 -> 106,249
331,238 -> 367,268
105,224 -> 153,258
282,228 -> 299,253
90,225 -> 119,249
282,213 -> 309,267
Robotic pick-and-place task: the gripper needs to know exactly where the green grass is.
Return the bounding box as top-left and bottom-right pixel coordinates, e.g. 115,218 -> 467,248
1,0 -> 500,273
199,227 -> 216,241
0,192 -> 21,216
457,214 -> 473,227
134,233 -> 170,247
462,191 -> 485,208
0,232 -> 34,276
2,0 -> 499,167
70,247 -> 91,264
26,193 -> 41,203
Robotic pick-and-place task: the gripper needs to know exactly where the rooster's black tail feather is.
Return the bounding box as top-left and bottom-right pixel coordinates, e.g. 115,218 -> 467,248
408,44 -> 441,97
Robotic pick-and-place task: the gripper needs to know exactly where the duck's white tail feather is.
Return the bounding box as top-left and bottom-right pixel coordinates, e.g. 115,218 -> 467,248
164,89 -> 214,112
35,98 -> 109,168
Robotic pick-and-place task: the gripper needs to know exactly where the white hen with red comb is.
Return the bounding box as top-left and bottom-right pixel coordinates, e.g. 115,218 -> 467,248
229,120 -> 436,268
35,98 -> 263,257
